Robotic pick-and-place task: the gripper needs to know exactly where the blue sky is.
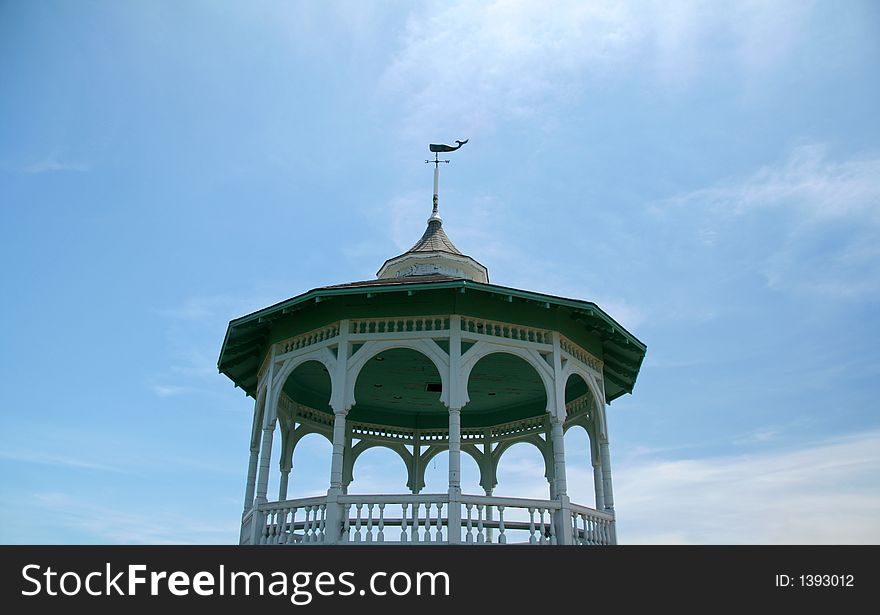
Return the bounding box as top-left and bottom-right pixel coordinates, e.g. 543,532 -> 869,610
1,1 -> 878,544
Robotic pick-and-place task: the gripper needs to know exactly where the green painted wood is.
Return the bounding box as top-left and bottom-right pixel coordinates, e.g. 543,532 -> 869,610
218,279 -> 646,403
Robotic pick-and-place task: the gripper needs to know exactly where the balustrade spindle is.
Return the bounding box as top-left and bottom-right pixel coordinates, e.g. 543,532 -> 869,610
497,506 -> 506,544
537,509 -> 547,545
261,511 -> 272,544
310,506 -> 320,543
266,510 -> 276,544
354,504 -> 363,543
400,503 -> 409,542
476,505 -> 485,544
435,503 -> 443,542
377,504 -> 385,543
274,510 -> 283,543
302,507 -> 311,543
274,508 -> 284,544
342,504 -> 351,543
528,508 -> 537,545
366,504 -> 374,543
465,504 -> 473,543
411,503 -> 420,543
549,512 -> 557,545
424,502 -> 432,542
286,507 -> 296,544
288,507 -> 298,544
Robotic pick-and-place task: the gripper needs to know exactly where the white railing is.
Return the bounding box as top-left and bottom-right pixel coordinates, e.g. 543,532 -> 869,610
339,494 -> 449,543
243,494 -> 615,545
569,502 -> 616,545
460,495 -> 560,544
460,316 -> 552,345
349,317 -> 450,335
257,497 -> 327,544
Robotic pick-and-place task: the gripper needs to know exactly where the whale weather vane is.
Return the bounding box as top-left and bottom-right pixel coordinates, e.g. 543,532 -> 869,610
425,139 -> 468,221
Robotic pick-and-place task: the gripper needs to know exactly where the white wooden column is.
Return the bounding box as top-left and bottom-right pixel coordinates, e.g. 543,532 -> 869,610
253,349 -> 277,506
544,415 -> 557,500
243,444 -> 260,511
482,427 -> 494,542
410,433 -> 422,494
549,419 -> 568,498
254,417 -> 277,504
600,440 -> 614,512
447,315 -> 463,544
242,389 -> 264,512
324,320 -> 350,544
329,409 -> 347,492
447,408 -> 462,544
589,422 -> 606,510
549,333 -> 569,499
550,333 -> 573,544
278,468 -> 290,501
342,421 -> 352,495
593,461 -> 605,511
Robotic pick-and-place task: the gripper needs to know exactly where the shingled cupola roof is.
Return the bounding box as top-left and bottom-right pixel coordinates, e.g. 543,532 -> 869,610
407,216 -> 462,254
377,215 -> 489,283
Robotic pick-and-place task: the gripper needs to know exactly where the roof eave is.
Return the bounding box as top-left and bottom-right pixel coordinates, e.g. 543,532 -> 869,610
218,278 -> 647,399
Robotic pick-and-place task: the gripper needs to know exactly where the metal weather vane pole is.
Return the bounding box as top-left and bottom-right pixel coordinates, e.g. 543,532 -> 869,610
425,139 -> 468,223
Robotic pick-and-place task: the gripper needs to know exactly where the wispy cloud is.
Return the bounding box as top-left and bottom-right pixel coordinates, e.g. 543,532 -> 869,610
20,492 -> 237,544
16,154 -> 91,174
151,384 -> 190,398
0,450 -> 126,474
335,428 -> 880,544
380,1 -> 813,136
613,429 -> 880,544
655,144 -> 880,299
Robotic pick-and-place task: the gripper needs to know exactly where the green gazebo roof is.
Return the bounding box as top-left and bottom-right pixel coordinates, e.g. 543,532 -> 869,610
218,275 -> 646,404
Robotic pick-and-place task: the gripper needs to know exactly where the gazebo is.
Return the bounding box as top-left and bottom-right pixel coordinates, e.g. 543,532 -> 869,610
219,147 -> 646,545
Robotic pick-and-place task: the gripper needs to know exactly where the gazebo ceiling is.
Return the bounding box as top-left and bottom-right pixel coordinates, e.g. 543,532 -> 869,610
218,276 -> 646,404
282,348 -> 552,430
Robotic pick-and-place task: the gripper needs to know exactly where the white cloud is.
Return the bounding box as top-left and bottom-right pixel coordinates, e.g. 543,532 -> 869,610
656,144 -> 880,298
380,0 -> 812,135
0,450 -> 126,474
19,492 -> 237,544
151,384 -> 190,398
330,428 -> 880,544
16,154 -> 90,174
612,430 -> 880,544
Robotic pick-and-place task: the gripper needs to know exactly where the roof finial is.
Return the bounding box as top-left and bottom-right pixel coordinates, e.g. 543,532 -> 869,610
425,139 -> 468,225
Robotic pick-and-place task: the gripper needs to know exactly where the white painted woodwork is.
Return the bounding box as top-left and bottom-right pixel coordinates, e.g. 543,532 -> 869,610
240,313 -> 617,545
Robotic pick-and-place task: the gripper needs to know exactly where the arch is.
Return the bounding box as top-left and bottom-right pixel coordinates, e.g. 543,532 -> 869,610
560,361 -> 606,437
493,435 -> 552,488
269,347 -> 338,415
346,441 -> 411,494
346,339 -> 450,410
279,423 -> 332,472
563,424 -> 598,507
420,448 -> 483,494
287,432 -> 333,498
417,444 -> 484,494
460,341 -> 555,413
493,438 -> 552,499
